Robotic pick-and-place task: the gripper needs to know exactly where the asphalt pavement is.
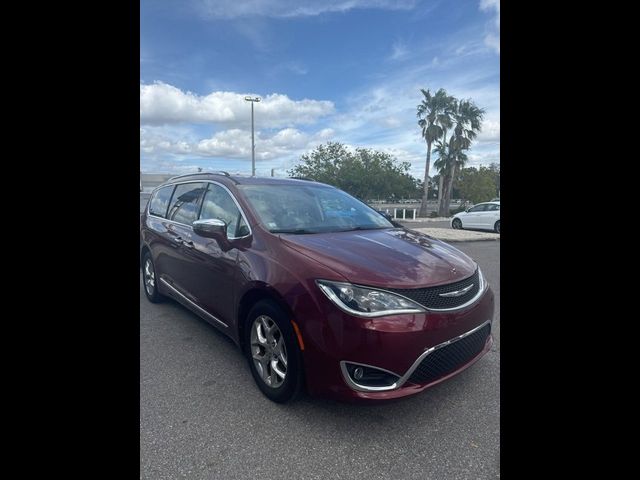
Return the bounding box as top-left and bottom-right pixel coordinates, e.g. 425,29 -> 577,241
140,241 -> 500,480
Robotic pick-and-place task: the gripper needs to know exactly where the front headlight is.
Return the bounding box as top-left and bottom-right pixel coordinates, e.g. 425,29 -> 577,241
316,280 -> 426,317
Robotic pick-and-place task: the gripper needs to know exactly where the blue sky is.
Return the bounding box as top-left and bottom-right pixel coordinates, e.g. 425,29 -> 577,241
140,0 -> 500,179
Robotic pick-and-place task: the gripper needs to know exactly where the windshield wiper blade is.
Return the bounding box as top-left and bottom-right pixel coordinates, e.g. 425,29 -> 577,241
336,226 -> 388,232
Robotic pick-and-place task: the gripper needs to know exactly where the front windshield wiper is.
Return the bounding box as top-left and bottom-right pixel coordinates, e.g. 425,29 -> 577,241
335,226 -> 389,232
271,228 -> 317,234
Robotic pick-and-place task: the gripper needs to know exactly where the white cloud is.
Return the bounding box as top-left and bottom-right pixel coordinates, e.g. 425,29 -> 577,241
477,118 -> 500,143
141,126 -> 336,164
389,40 -> 409,61
196,0 -> 417,19
140,82 -> 335,127
479,0 -> 500,54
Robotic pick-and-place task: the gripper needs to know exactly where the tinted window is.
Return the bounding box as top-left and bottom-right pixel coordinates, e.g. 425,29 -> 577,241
486,204 -> 499,211
468,204 -> 487,213
199,184 -> 245,237
167,183 -> 207,225
148,186 -> 175,218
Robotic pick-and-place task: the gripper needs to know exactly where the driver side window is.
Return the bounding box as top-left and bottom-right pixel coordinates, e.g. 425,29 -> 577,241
199,184 -> 245,238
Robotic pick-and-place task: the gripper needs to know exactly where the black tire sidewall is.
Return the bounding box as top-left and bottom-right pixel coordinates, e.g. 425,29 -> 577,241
495,221 -> 500,233
244,300 -> 303,403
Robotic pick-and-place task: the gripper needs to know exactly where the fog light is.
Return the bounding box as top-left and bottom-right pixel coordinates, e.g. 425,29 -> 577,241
343,362 -> 400,389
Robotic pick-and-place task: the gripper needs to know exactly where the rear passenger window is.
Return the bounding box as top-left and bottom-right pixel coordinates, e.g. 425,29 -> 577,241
199,184 -> 246,237
166,183 -> 207,225
149,185 -> 174,218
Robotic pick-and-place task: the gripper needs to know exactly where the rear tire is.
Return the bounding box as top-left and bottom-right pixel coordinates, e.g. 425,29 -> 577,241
494,220 -> 500,233
452,218 -> 463,230
244,300 -> 303,403
142,251 -> 163,303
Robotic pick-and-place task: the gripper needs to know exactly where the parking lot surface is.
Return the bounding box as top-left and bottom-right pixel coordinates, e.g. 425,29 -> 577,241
140,241 -> 500,480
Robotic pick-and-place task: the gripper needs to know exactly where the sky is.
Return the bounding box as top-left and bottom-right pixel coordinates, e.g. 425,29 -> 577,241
140,0 -> 500,179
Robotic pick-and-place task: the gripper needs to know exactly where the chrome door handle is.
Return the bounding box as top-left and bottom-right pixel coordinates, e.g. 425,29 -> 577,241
183,240 -> 194,248
172,236 -> 183,244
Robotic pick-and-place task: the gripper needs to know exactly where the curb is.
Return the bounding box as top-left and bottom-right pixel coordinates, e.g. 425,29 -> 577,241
410,227 -> 500,243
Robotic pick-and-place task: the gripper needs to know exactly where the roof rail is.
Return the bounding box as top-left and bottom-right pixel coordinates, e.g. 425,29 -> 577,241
167,171 -> 231,182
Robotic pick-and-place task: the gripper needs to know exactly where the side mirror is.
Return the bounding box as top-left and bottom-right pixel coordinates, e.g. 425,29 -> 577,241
193,218 -> 227,241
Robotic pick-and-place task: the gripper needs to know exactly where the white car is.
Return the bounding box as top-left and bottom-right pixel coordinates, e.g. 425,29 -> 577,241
451,201 -> 500,233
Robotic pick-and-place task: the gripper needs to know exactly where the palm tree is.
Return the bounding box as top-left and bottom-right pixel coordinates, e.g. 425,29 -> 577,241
416,88 -> 453,217
433,139 -> 452,215
438,99 -> 485,216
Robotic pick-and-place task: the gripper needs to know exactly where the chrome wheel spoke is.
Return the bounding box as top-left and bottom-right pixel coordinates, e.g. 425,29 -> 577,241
144,260 -> 155,292
271,359 -> 285,381
278,351 -> 287,368
276,338 -> 287,366
256,319 -> 268,345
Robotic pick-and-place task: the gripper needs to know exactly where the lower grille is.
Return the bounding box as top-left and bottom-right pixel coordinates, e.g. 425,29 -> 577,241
407,323 -> 491,385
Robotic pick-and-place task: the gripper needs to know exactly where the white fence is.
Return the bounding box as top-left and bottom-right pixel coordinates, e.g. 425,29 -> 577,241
382,208 -> 417,220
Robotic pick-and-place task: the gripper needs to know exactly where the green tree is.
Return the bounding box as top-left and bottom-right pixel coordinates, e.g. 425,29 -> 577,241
457,166 -> 497,204
288,142 -> 420,201
438,98 -> 485,216
416,88 -> 454,217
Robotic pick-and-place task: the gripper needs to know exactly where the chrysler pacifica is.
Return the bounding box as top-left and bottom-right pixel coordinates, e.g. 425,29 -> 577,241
140,172 -> 494,403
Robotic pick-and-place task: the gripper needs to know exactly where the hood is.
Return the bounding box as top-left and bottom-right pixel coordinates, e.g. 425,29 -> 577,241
280,228 -> 477,289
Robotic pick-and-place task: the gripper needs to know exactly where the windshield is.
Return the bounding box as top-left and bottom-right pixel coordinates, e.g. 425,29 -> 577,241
238,184 -> 394,234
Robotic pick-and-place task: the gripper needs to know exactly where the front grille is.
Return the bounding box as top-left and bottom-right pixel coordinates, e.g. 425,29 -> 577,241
387,269 -> 480,310
406,323 -> 491,385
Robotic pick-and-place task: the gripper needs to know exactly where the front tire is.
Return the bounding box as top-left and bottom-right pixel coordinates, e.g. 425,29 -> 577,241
494,220 -> 500,233
142,251 -> 163,303
452,218 -> 463,230
244,300 -> 303,403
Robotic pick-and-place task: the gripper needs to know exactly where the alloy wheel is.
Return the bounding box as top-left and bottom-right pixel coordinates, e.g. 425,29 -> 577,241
144,258 -> 155,295
250,315 -> 288,388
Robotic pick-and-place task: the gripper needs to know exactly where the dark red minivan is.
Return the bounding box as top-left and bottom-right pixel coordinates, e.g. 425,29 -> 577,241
140,172 -> 494,403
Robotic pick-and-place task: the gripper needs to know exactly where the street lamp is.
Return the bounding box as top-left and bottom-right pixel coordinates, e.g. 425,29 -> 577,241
244,96 -> 261,176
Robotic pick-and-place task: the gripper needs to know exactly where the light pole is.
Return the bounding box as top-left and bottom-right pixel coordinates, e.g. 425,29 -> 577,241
244,96 -> 261,176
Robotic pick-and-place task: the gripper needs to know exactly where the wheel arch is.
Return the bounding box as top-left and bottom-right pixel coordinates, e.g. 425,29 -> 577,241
140,244 -> 151,268
237,285 -> 295,350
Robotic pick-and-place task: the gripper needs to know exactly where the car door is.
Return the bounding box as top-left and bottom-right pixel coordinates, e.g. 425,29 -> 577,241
184,182 -> 251,326
480,203 -> 500,230
463,204 -> 487,228
143,184 -> 178,285
160,182 -> 208,300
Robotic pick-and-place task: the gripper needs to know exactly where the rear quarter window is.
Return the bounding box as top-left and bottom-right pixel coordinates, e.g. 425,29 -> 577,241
148,185 -> 175,218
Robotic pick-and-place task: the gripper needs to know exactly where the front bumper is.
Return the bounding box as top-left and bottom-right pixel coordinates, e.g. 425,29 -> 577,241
298,286 -> 495,402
